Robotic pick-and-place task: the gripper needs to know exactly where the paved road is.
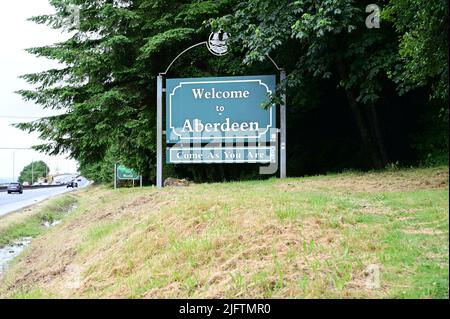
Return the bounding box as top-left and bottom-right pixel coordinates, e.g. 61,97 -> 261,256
0,178 -> 89,218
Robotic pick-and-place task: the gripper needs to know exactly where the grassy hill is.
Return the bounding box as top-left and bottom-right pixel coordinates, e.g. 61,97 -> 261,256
0,167 -> 448,298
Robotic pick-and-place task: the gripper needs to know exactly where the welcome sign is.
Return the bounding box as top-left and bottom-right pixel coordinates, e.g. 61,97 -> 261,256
155,33 -> 286,186
166,75 -> 276,144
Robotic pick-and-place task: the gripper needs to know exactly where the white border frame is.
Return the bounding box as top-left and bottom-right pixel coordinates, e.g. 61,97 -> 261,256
168,78 -> 275,142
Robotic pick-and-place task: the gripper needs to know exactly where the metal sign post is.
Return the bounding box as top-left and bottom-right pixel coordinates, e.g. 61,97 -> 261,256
280,70 -> 287,179
114,163 -> 117,189
156,75 -> 163,188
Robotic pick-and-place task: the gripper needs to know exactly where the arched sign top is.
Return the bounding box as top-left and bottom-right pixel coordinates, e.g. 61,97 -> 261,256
161,41 -> 207,75
161,32 -> 282,75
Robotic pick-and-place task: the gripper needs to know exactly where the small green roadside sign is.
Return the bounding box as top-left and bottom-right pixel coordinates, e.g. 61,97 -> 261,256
116,165 -> 140,180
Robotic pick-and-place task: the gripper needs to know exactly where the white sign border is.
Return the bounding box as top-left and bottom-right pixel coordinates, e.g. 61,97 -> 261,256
168,78 -> 275,142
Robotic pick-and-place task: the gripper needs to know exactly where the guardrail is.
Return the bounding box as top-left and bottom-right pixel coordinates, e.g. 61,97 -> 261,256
0,184 -> 67,193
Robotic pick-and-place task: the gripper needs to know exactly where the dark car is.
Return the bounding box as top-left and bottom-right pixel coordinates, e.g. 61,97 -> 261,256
7,182 -> 23,194
67,181 -> 78,188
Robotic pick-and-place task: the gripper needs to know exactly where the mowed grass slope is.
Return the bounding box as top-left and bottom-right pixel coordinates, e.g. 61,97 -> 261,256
0,167 -> 448,298
0,196 -> 78,246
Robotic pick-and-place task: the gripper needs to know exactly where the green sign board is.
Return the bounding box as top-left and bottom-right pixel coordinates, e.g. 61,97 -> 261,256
116,165 -> 140,180
166,75 -> 276,144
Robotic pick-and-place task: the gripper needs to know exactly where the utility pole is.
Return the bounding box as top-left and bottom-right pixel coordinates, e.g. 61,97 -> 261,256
32,159 -> 34,185
156,74 -> 163,188
12,151 -> 15,182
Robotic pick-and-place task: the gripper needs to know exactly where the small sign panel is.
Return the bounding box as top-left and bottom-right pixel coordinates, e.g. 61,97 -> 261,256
167,146 -> 276,164
116,165 -> 140,180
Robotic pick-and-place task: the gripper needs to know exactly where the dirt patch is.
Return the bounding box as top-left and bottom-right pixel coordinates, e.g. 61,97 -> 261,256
1,234 -> 79,295
402,228 -> 444,235
143,282 -> 182,298
63,264 -> 83,290
359,202 -> 392,215
343,264 -> 386,298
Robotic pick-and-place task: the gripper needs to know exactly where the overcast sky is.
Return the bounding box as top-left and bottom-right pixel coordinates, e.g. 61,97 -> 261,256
0,0 -> 78,181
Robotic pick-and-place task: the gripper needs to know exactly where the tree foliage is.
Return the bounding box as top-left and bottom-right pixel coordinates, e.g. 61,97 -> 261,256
384,0 -> 449,101
216,0 -> 448,168
18,161 -> 49,185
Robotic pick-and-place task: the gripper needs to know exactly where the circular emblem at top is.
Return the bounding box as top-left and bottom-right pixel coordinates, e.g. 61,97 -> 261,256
207,31 -> 230,56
